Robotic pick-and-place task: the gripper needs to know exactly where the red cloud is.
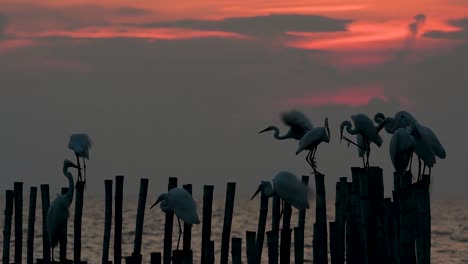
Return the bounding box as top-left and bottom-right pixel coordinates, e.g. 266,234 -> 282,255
286,85 -> 388,107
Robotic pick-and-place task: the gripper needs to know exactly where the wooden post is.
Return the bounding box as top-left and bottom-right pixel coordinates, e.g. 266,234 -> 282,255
246,231 -> 256,264
59,187 -> 69,262
396,175 -> 416,264
296,175 -> 309,264
358,168 -> 371,264
415,175 -> 431,264
207,241 -> 215,264
313,173 -> 328,264
271,195 -> 281,264
231,237 -> 242,264
329,222 -> 337,264
14,182 -> 23,264
220,182 -> 236,264
163,177 -> 178,264
40,184 -> 51,263
27,187 -> 37,264
172,250 -> 184,264
298,175 -> 310,229
201,185 -> 214,263
74,181 -> 85,264
266,230 -> 278,264
294,227 -> 304,264
334,177 -> 347,264
280,202 -> 292,264
115,176 -> 124,264
102,180 -> 113,264
182,184 -> 193,264
133,178 -> 149,263
369,167 -> 385,263
255,191 -> 268,264
391,193 -> 400,264
2,190 -> 14,264
150,252 -> 161,264
382,198 -> 394,264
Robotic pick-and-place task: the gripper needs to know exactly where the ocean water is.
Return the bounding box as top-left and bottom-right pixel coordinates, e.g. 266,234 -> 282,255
1,198 -> 467,263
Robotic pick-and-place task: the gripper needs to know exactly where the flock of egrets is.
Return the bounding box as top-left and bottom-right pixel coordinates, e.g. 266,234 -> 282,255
45,110 -> 446,261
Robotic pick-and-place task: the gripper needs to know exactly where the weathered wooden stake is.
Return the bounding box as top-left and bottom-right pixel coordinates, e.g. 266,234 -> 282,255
163,177 -> 177,264
246,231 -> 256,264
115,176 -> 124,264
271,195 -> 281,264
2,190 -> 14,264
201,185 -> 214,263
182,184 -> 193,264
329,222 -> 338,264
358,168 -> 371,264
207,241 -> 215,264
370,167 -> 385,262
346,169 -> 362,264
382,198 -> 394,264
334,177 -> 347,264
231,237 -> 242,264
280,203 -> 292,264
102,180 -> 113,264
294,227 -> 304,264
150,252 -> 161,264
40,184 -> 51,263
14,182 -> 23,264
296,175 -> 309,264
60,187 -> 69,262
27,187 -> 37,264
415,175 -> 431,264
220,182 -> 236,264
255,191 -> 268,264
172,250 -> 184,264
313,173 -> 328,264
133,178 -> 149,263
74,181 -> 85,264
266,230 -> 278,264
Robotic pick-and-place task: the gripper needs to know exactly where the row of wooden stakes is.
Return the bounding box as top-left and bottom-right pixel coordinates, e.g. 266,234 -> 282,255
2,167 -> 431,264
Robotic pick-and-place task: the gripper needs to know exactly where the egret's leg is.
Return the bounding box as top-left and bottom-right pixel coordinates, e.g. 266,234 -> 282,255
51,247 -> 54,262
365,141 -> 371,168
422,164 -> 427,181
418,158 -> 422,180
177,217 -> 182,250
279,200 -> 284,219
409,154 -> 413,172
306,151 -> 313,168
83,157 -> 87,183
311,148 -> 318,168
76,154 -> 82,182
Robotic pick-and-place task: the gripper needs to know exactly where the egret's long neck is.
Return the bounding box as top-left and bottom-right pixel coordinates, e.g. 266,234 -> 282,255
340,121 -> 357,135
63,170 -> 75,207
160,200 -> 171,213
271,126 -> 289,140
264,182 -> 275,197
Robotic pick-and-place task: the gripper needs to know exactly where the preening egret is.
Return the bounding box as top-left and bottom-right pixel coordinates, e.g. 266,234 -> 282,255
390,128 -> 415,175
259,110 -> 313,140
47,160 -> 80,261
340,113 -> 386,167
251,171 -> 311,220
295,118 -> 330,175
150,188 -> 200,249
374,111 -> 416,134
68,133 -> 92,183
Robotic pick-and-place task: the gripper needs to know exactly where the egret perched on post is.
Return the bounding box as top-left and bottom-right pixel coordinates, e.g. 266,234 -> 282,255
259,110 -> 313,140
251,171 -> 311,220
340,113 -> 386,167
295,118 -> 330,175
47,160 -> 80,262
390,128 -> 416,175
68,133 -> 92,183
150,188 -> 200,250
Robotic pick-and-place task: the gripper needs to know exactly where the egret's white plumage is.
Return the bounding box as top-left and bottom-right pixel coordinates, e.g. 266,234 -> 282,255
251,171 -> 311,211
150,187 -> 200,249
390,128 -> 416,174
68,133 -> 92,182
47,160 -> 79,261
296,118 -> 330,174
340,113 -> 385,167
259,110 -> 313,140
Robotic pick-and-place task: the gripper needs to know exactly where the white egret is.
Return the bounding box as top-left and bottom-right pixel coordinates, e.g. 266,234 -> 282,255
295,118 -> 330,175
68,133 -> 92,183
150,188 -> 200,249
390,128 -> 416,175
251,171 -> 311,219
259,110 -> 313,140
47,160 -> 80,261
340,113 -> 386,167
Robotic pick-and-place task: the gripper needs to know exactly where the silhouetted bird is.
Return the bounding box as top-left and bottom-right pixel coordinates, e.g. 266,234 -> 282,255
68,133 -> 92,183
295,118 -> 330,175
259,110 -> 313,140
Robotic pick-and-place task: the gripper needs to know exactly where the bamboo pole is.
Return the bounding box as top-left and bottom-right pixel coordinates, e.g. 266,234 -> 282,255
182,184 -> 193,264
231,237 -> 242,264
255,191 -> 268,264
280,202 -> 292,264
294,227 -> 304,264
220,182 -> 236,264
271,195 -> 281,264
60,187 -> 69,262
313,173 -> 328,264
133,178 -> 149,263
382,198 -> 394,264
334,177 -> 347,264
358,168 -> 371,264
150,253 -> 161,264
207,241 -> 215,264
2,190 -> 14,264
346,169 -> 362,264
115,175 -> 124,264
369,167 -> 385,263
266,231 -> 278,264
102,180 -> 113,264
298,175 -> 310,229
14,182 -> 23,264
163,177 -> 178,264
172,250 -> 184,264
40,184 -> 51,263
246,231 -> 256,264
329,222 -> 337,264
27,187 -> 37,264
201,185 -> 214,263
74,181 -> 85,264
415,175 -> 431,264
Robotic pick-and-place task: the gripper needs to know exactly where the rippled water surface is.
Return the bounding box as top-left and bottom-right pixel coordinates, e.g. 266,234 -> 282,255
1,198 -> 467,263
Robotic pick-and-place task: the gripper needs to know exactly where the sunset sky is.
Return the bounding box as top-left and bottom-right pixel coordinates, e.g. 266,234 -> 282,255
1,0 -> 467,198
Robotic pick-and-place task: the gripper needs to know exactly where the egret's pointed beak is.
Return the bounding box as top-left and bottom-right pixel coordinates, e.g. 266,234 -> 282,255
250,186 -> 262,200
150,197 -> 162,209
258,128 -> 269,134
